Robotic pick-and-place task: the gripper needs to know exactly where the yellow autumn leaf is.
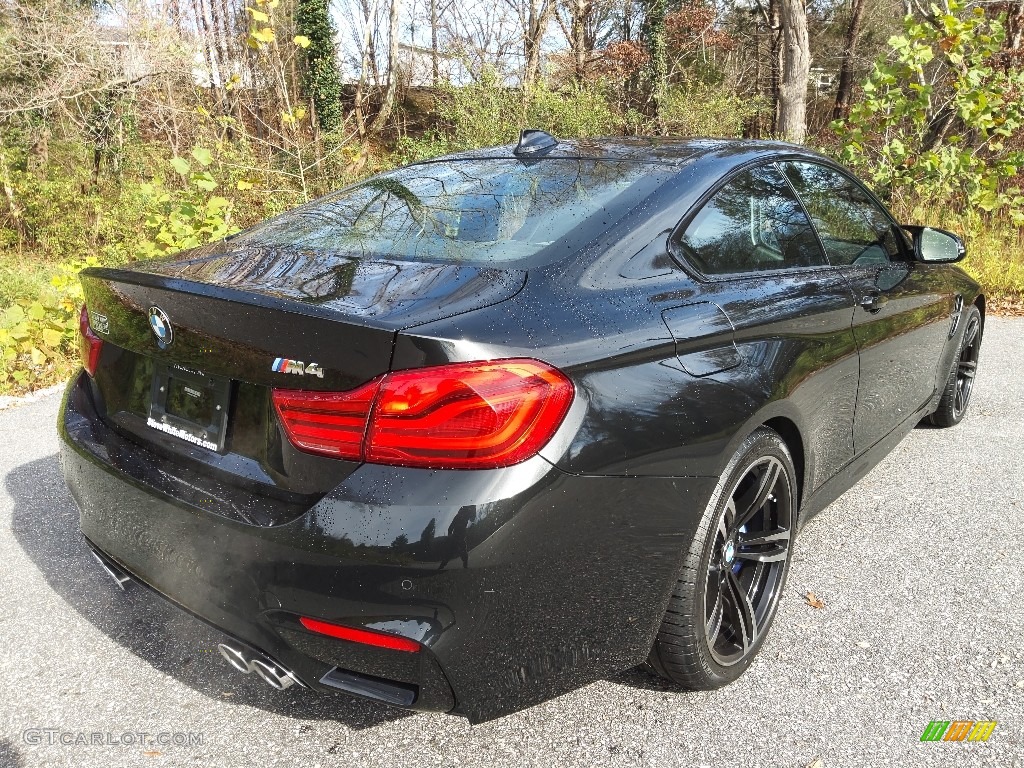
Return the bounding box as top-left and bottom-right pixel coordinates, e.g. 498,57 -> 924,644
246,6 -> 270,22
42,328 -> 63,348
294,35 -> 311,48
236,180 -> 254,191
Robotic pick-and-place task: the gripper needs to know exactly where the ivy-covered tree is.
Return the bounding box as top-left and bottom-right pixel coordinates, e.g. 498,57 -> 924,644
295,0 -> 343,133
640,0 -> 667,131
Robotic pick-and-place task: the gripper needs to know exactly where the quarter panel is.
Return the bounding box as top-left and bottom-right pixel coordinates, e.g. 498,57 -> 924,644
393,242 -> 859,488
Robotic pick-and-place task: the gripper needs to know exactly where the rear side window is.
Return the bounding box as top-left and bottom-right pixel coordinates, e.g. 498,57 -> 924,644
234,159 -> 676,267
781,161 -> 905,266
678,164 -> 826,276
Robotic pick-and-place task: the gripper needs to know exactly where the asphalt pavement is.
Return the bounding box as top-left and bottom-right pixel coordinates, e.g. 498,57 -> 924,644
0,318 -> 1021,768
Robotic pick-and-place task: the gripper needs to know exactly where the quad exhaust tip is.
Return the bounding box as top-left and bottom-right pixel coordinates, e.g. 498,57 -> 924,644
91,550 -> 131,590
87,548 -> 300,691
216,642 -> 301,690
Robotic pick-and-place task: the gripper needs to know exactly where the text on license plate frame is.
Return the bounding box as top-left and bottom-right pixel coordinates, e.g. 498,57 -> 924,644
147,363 -> 231,453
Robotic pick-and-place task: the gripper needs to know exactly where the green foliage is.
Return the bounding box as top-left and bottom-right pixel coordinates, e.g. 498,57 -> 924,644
0,145 -> 246,393
835,1 -> 1024,221
0,256 -> 96,390
528,84 -> 619,139
139,149 -> 239,257
0,139 -> 157,266
401,74 -> 753,159
914,205 -> 1024,298
660,83 -> 767,137
295,0 -> 343,132
0,255 -> 56,308
408,73 -> 620,157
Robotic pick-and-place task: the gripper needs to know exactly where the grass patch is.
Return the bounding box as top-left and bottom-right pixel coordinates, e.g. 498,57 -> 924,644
0,253 -> 59,308
961,223 -> 1024,305
900,205 -> 1024,310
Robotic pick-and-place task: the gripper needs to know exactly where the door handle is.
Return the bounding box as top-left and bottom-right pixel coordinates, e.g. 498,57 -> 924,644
859,293 -> 888,312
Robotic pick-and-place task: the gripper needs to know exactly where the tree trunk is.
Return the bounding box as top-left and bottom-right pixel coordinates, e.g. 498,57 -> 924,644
0,137 -> 26,248
354,0 -> 380,137
832,0 -> 866,121
770,0 -> 781,134
209,0 -> 231,98
777,0 -> 810,143
1006,0 -> 1024,52
523,1 -> 554,87
570,0 -> 591,82
360,0 -> 381,87
430,0 -> 439,85
196,0 -> 222,111
369,0 -> 403,133
642,0 -> 667,131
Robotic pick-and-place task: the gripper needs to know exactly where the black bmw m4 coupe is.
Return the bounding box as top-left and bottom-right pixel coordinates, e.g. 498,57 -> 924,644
59,131 -> 984,722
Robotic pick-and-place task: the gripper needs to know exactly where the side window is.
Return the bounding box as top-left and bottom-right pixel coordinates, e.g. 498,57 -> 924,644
781,162 -> 906,267
678,164 -> 827,276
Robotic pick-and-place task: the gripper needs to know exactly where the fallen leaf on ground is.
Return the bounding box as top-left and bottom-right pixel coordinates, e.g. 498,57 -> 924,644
803,591 -> 825,609
143,751 -> 162,757
806,758 -> 824,768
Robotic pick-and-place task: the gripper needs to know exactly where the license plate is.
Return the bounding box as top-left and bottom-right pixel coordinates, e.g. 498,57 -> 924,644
147,363 -> 231,452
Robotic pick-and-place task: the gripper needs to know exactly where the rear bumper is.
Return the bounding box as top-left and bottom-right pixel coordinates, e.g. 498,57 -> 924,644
58,371 -> 716,722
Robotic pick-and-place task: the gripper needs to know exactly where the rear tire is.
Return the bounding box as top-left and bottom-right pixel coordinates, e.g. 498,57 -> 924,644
648,427 -> 797,689
929,305 -> 982,428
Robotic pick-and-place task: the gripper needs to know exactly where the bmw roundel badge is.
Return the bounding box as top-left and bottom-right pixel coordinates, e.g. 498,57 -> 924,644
148,306 -> 173,349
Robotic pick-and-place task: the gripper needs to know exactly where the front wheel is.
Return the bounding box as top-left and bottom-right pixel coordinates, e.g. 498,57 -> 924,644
929,305 -> 982,428
648,427 -> 797,689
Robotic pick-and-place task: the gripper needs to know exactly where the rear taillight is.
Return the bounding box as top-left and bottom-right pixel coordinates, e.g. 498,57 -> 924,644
78,304 -> 103,376
271,380 -> 379,461
272,358 -> 573,470
366,360 -> 574,468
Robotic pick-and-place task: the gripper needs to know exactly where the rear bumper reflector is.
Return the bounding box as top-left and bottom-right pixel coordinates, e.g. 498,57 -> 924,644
298,616 -> 421,653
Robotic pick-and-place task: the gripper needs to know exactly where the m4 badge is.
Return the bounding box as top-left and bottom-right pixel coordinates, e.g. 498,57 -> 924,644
272,358 -> 324,378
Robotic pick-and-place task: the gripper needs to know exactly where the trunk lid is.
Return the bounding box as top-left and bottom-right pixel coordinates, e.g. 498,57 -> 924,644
78,245 -> 524,510
82,243 -> 524,388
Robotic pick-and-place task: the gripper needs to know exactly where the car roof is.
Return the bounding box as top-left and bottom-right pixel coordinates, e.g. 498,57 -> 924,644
412,137 -> 830,167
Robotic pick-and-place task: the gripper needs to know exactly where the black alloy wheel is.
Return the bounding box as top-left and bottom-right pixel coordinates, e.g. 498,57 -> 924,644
648,428 -> 797,689
704,455 -> 793,666
930,305 -> 983,428
953,313 -> 981,418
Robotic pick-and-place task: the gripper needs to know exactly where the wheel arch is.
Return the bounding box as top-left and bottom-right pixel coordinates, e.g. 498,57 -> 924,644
762,416 -> 805,511
719,401 -> 811,512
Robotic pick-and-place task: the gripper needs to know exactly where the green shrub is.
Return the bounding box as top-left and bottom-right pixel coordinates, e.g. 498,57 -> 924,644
659,83 -> 766,137
421,73 -> 621,154
0,256 -> 96,391
139,147 -> 239,257
835,1 -> 1024,221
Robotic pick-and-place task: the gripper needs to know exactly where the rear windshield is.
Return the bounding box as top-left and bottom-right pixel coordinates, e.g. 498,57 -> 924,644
234,159 -> 676,267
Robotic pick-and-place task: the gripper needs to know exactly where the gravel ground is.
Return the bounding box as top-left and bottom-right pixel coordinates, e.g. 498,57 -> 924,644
0,318 -> 1021,768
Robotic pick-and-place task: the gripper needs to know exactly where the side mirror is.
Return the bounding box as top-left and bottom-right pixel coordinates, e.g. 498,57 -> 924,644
903,225 -> 967,263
